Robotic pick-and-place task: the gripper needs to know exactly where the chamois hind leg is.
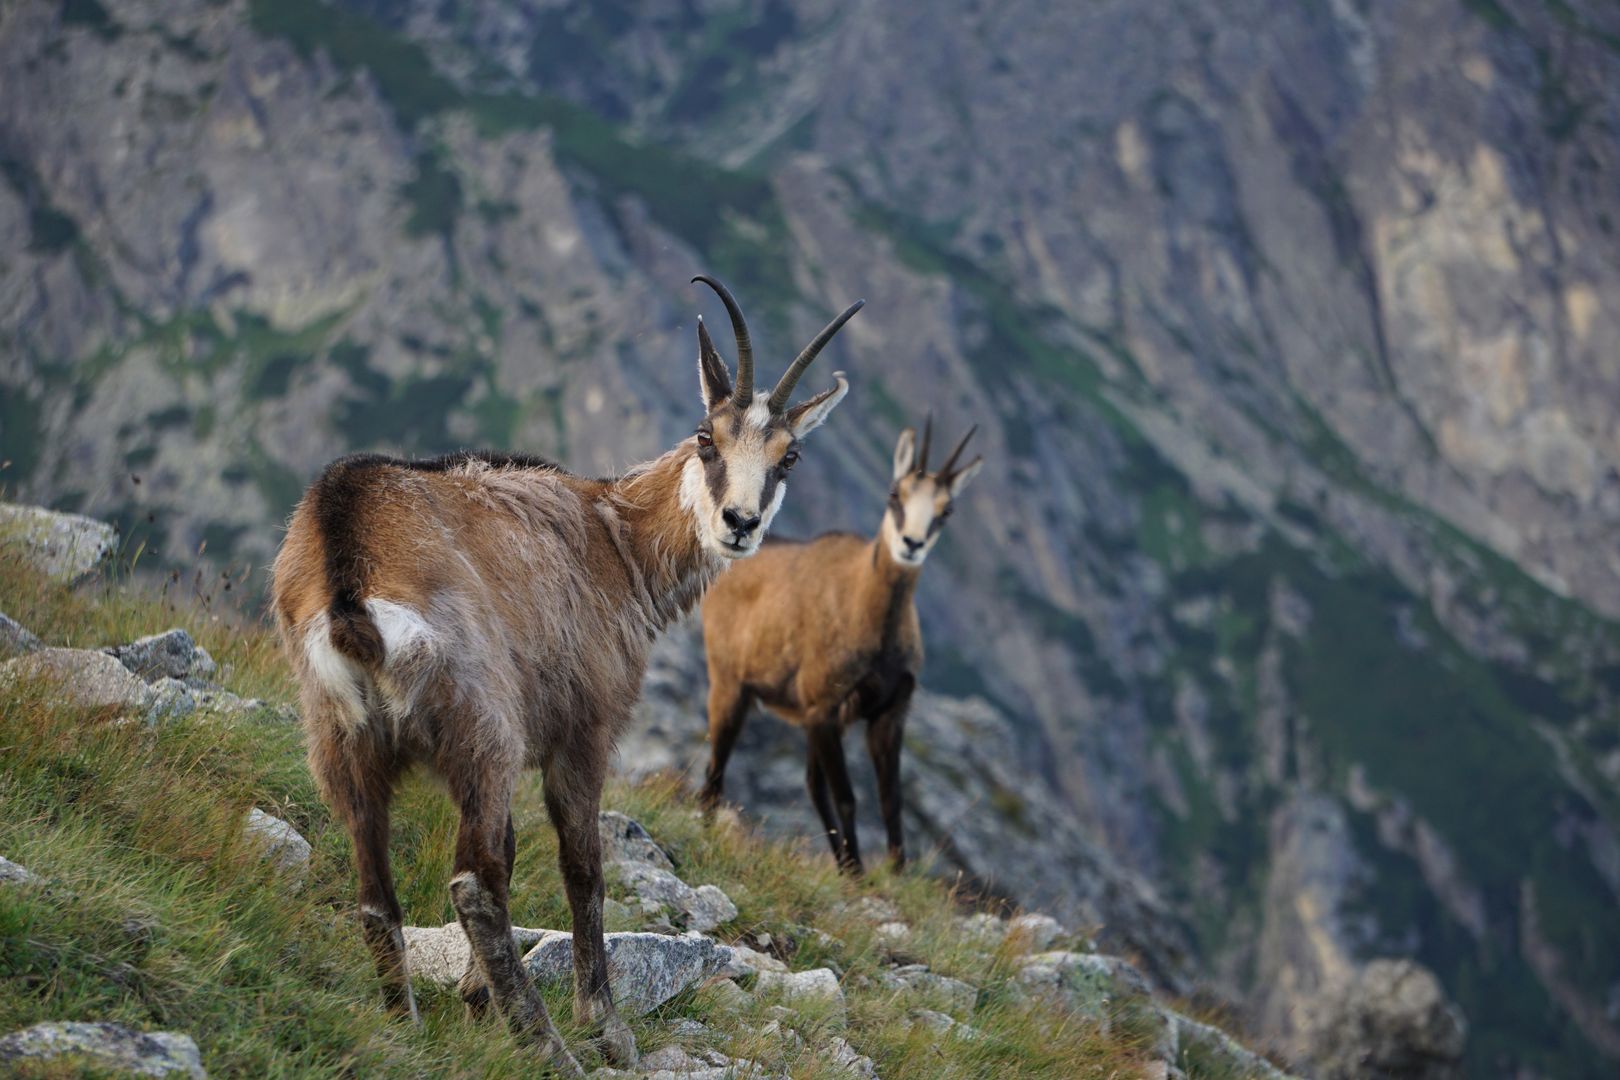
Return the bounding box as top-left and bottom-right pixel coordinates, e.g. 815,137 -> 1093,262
807,707 -> 864,874
545,738 -> 638,1068
443,742 -> 579,1075
700,676 -> 754,814
866,678 -> 915,871
457,813 -> 514,1017
306,706 -> 416,1022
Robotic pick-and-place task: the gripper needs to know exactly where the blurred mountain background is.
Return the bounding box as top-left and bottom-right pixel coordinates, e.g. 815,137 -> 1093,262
3,0 -> 1619,1074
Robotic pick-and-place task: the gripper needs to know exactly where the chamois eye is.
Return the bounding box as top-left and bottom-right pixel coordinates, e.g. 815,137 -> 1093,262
782,450 -> 799,470
940,504 -> 954,520
696,430 -> 713,449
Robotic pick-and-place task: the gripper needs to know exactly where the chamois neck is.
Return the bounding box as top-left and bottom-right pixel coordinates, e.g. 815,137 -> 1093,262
863,536 -> 921,643
603,445 -> 722,633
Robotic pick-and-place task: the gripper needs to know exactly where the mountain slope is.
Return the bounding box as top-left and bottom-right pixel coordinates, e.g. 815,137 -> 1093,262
3,0 -> 1618,1074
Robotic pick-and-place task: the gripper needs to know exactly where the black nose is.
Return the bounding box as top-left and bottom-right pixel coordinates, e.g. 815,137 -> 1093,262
903,537 -> 925,553
723,507 -> 762,536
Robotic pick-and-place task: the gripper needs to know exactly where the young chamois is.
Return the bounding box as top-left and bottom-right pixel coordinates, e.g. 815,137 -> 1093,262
699,418 -> 983,873
269,276 -> 861,1073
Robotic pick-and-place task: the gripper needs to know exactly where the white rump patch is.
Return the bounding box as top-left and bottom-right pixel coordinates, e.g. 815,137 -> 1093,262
368,598 -> 436,660
303,613 -> 367,730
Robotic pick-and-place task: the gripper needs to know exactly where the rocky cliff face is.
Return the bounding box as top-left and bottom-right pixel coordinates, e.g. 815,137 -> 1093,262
3,0 -> 1619,1075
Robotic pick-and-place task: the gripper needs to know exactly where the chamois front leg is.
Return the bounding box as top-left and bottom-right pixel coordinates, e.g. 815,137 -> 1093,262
806,706 -> 864,874
445,759 -> 580,1077
700,676 -> 754,815
866,684 -> 913,871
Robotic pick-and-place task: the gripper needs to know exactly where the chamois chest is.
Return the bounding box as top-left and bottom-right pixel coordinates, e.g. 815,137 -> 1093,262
848,645 -> 918,721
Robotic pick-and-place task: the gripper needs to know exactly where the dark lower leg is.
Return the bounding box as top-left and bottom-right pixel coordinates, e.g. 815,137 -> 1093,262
867,708 -> 908,869
700,683 -> 752,813
805,744 -> 841,861
459,814 -> 515,1016
546,753 -> 636,1067
808,722 -> 863,873
341,768 -> 417,1023
449,793 -> 576,1074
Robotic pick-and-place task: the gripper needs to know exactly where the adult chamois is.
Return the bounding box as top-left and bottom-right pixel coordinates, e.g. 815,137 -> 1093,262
270,277 -> 861,1073
699,418 -> 983,873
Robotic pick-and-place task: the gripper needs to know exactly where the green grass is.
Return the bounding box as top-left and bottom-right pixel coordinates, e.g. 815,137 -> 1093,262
0,549 -> 1189,1078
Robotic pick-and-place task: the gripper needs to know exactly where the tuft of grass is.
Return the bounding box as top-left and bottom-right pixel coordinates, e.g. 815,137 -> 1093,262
0,549 -> 1174,1076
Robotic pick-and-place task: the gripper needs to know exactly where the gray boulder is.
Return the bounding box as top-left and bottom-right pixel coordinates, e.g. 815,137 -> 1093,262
0,646 -> 192,723
1311,960 -> 1467,1080
754,967 -> 846,1017
243,809 -> 311,878
523,931 -> 737,1016
104,628 -> 217,683
1163,1011 -> 1296,1080
1017,951 -> 1153,1015
0,1021 -> 206,1078
0,611 -> 41,657
0,503 -> 118,584
880,964 -> 978,1017
599,811 -> 674,870
0,856 -> 39,885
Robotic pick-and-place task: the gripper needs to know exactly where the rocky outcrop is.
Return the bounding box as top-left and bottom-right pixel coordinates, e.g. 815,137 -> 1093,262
0,1022 -> 206,1078
0,504 -> 118,584
104,629 -> 217,684
1310,960 -> 1467,1080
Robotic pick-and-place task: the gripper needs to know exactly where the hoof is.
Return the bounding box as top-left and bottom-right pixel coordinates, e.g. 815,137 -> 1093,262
596,1016 -> 638,1069
458,967 -> 491,1019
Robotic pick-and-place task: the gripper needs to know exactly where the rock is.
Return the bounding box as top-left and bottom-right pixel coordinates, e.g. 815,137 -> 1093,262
523,931 -> 737,1016
148,678 -> 198,722
637,1045 -> 708,1071
242,808 -> 310,878
880,964 -> 978,1017
754,967 -> 846,1017
703,978 -> 755,1013
0,856 -> 39,885
0,611 -> 41,657
826,1035 -> 879,1076
875,920 -> 911,945
611,860 -> 737,933
1311,960 -> 1467,1080
908,1008 -> 981,1041
1164,1011 -> 1295,1080
104,628 -> 217,683
1008,913 -> 1065,952
599,811 -> 674,869
1017,951 -> 1152,1016
0,504 -> 118,584
842,896 -> 902,923
1,647 -> 171,721
401,922 -> 549,984
729,942 -> 789,974
0,1021 -> 206,1078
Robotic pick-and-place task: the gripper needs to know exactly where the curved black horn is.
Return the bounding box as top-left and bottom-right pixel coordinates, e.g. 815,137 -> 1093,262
691,275 -> 754,404
916,412 -> 933,473
767,299 -> 865,413
939,424 -> 979,476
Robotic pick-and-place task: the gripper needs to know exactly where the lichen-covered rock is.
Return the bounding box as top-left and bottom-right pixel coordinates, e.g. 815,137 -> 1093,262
523,931 -> 737,1016
1,647 -> 171,720
0,504 -> 118,584
1311,960 -> 1467,1080
0,611 -> 41,658
0,856 -> 39,885
611,860 -> 737,933
243,808 -> 310,878
880,964 -> 978,1017
104,628 -> 217,683
599,811 -> 675,870
908,1008 -> 981,1041
0,1021 -> 206,1078
826,1034 -> 879,1076
1163,1010 -> 1295,1080
754,967 -> 846,1017
1018,951 -> 1153,1015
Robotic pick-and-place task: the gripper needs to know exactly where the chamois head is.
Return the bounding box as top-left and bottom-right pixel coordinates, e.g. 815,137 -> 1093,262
684,275 -> 862,559
882,417 -> 983,567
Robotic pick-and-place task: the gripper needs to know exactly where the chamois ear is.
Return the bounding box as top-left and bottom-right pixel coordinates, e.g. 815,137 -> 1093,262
696,317 -> 733,411
946,457 -> 983,498
892,428 -> 917,481
785,372 -> 849,439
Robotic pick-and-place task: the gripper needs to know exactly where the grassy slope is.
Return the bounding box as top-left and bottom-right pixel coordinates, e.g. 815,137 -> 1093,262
0,547 -> 1194,1078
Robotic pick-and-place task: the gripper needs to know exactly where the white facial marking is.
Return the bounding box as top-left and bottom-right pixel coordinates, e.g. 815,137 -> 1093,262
760,479 -> 787,533
745,396 -> 773,428
885,480 -> 947,567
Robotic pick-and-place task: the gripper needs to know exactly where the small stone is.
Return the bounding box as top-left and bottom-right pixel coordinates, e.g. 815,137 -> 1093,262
842,896 -> 902,923
875,920 -> 911,944
638,1045 -> 705,1070
611,861 -> 737,933
0,611 -> 41,657
402,922 -> 547,984
1017,951 -> 1151,1015
755,967 -> 846,1017
826,1035 -> 879,1076
243,808 -> 311,878
882,965 -> 978,1017
0,503 -> 119,584
909,1007 -> 981,1041
148,678 -> 197,721
0,1021 -> 206,1078
104,628 -> 217,684
730,942 -> 789,973
703,978 -> 754,1013
1008,913 -> 1064,951
599,811 -> 674,869
0,856 -> 40,885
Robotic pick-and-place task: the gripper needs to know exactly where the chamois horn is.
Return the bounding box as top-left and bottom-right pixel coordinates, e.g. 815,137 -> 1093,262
767,299 -> 865,413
